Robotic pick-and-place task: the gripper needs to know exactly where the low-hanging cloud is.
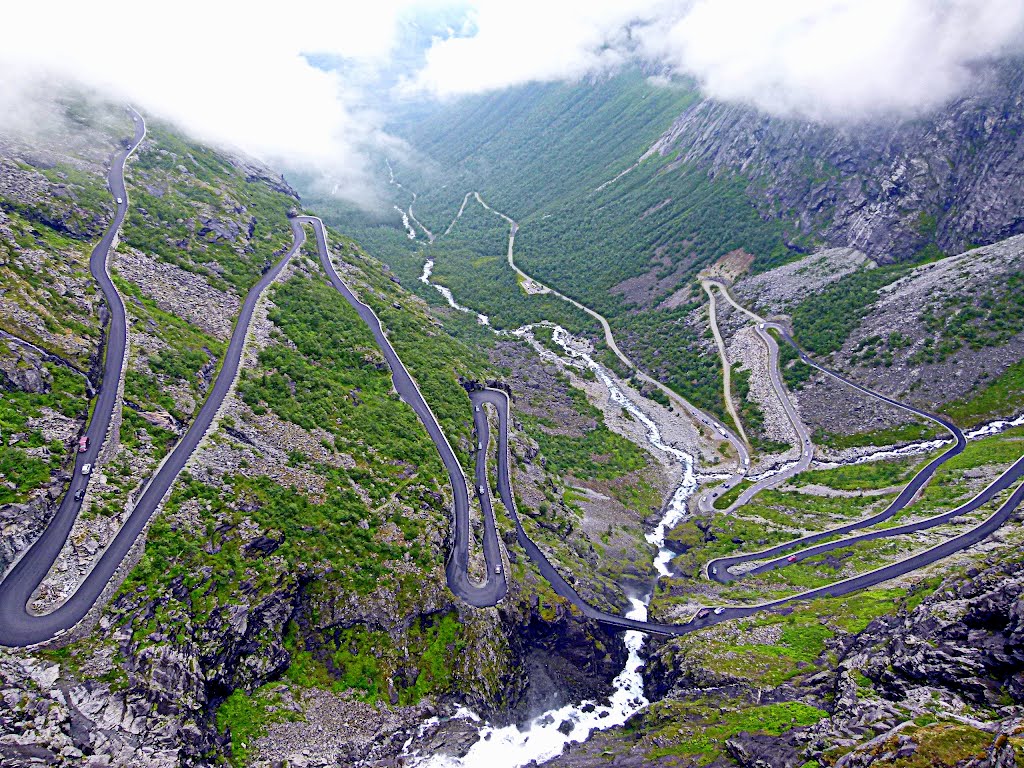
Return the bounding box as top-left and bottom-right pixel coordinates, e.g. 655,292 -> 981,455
0,0 -> 415,207
3,0 -> 1023,212
635,0 -> 1024,120
398,0 -> 653,97
409,0 -> 1024,121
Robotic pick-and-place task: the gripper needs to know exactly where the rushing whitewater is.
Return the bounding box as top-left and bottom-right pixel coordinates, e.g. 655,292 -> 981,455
405,324 -> 697,767
412,600 -> 649,768
395,205 -> 417,239
812,412 -> 1024,471
538,325 -> 697,576
391,150 -> 1024,763
394,159 -> 699,764
419,258 -> 490,325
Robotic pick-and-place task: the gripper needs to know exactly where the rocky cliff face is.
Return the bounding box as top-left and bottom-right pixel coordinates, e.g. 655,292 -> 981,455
540,549 -> 1024,768
837,555 -> 1024,728
652,58 -> 1024,262
0,565 -> 624,767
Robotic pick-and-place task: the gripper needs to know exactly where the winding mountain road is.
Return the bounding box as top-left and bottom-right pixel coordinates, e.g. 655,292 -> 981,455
301,216 -> 507,607
695,281 -> 812,513
471,385 -> 1024,637
0,114 -> 307,647
701,281 -> 749,446
377,179 -> 1024,635
4,125 -> 1019,648
470,192 -> 753,486
704,323 -> 972,582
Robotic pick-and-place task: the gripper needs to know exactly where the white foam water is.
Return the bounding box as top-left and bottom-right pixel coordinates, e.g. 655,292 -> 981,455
405,325 -> 698,767
539,326 -> 696,576
966,412 -> 1024,438
395,205 -> 417,239
409,600 -> 649,768
420,258 -> 490,325
811,416 -> 1024,471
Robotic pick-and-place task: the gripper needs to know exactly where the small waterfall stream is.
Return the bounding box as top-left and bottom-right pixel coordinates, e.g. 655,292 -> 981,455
405,324 -> 696,768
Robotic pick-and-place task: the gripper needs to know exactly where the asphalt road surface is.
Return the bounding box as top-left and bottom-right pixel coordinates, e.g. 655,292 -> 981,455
695,283 -> 813,515
4,129 -> 1018,646
301,215 -> 507,607
0,117 -> 307,647
702,281 -> 749,445
471,195 -> 754,519
471,385 -> 1024,637
452,293 -> 1020,636
321,174 -> 1021,636
469,387 -> 685,634
0,110 -> 146,646
706,324 -> 968,584
318,202 -> 1022,635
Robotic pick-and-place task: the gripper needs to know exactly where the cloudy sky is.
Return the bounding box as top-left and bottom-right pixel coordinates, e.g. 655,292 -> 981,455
3,0 -> 1023,202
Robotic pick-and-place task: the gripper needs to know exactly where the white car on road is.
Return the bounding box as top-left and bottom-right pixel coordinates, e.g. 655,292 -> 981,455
82,463 -> 92,475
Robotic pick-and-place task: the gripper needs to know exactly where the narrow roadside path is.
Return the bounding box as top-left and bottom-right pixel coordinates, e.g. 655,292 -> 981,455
696,280 -> 813,513
470,192 -> 752,477
442,193 -> 473,237
701,281 -> 749,446
0,329 -> 96,395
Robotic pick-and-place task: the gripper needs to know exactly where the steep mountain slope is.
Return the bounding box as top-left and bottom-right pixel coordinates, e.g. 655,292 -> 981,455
305,61 -> 1024,425
390,70 -> 701,223
718,234 -> 1024,446
297,61 -> 1024,768
0,99 -> 643,766
0,98 -> 124,572
4,58 -> 1024,768
651,58 -> 1024,264
543,545 -> 1024,767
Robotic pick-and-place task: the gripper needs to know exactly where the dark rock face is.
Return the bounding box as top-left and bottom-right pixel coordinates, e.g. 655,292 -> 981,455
499,593 -> 629,726
243,534 -> 283,557
629,555 -> 1024,768
0,496 -> 58,575
654,58 -> 1024,262
0,566 -> 629,767
0,344 -> 53,394
726,730 -> 809,768
0,569 -> 306,767
811,558 -> 1024,767
846,558 -> 1024,711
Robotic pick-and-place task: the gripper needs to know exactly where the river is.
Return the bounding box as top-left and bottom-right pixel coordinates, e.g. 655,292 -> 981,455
404,323 -> 697,767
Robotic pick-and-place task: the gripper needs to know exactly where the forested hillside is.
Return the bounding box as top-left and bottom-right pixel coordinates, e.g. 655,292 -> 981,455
304,60 -> 1024,421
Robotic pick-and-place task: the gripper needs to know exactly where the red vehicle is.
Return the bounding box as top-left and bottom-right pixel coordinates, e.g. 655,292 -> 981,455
787,555 -> 798,563
77,436 -> 90,453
